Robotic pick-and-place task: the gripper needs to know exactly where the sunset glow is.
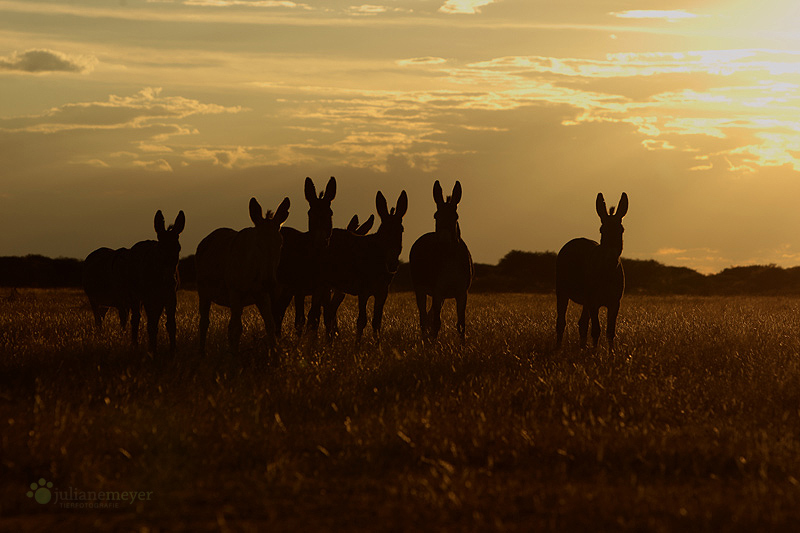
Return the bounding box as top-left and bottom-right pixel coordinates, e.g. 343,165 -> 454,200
3,1 -> 800,274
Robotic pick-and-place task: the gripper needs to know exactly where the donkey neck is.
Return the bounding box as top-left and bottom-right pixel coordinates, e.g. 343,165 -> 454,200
596,234 -> 622,271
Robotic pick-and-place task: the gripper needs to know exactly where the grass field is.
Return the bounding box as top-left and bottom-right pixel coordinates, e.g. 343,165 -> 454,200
1,288 -> 800,531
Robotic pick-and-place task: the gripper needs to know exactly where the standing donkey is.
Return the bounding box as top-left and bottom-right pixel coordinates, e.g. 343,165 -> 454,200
83,210 -> 185,354
409,180 -> 473,341
315,191 -> 408,343
273,177 -> 336,338
196,197 -> 290,355
556,192 -> 628,350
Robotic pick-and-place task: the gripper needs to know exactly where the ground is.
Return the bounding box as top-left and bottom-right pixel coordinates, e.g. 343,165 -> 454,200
1,289 -> 799,531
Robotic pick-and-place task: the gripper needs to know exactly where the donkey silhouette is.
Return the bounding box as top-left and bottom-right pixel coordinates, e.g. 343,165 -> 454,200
304,212 -> 375,335
196,197 -> 290,356
83,210 -> 185,354
556,192 -> 628,350
410,181 -> 473,341
273,177 -> 336,338
316,191 -> 408,343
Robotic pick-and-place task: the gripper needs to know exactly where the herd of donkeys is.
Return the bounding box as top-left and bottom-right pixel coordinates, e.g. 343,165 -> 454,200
82,177 -> 628,356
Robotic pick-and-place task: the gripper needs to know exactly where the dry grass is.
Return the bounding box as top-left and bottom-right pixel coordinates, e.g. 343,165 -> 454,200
1,289 -> 800,531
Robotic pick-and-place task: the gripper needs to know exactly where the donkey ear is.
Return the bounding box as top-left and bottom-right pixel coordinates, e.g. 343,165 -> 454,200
451,181 -> 462,205
596,193 -> 608,220
357,214 -> 375,235
376,191 -> 389,219
273,197 -> 291,226
395,190 -> 408,218
433,180 -> 444,206
616,193 -> 628,219
172,211 -> 186,235
323,176 -> 336,201
249,197 -> 263,225
154,210 -> 166,235
346,214 -> 359,232
304,177 -> 317,203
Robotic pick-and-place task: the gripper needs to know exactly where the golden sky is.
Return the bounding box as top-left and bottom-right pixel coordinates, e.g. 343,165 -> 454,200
2,0 -> 800,273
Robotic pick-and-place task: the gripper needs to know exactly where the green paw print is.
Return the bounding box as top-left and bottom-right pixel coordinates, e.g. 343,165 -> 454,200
27,478 -> 53,504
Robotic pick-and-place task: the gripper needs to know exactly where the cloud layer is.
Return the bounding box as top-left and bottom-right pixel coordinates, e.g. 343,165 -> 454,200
0,49 -> 96,73
2,0 -> 800,273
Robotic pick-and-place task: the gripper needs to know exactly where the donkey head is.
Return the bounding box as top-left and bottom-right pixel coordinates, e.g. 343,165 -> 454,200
376,190 -> 408,274
250,196 -> 291,269
433,180 -> 462,245
154,210 -> 186,270
596,192 -> 628,254
346,214 -> 375,235
304,176 -> 336,249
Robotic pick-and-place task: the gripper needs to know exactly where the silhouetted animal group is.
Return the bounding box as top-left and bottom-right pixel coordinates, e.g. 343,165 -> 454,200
83,178 -> 628,356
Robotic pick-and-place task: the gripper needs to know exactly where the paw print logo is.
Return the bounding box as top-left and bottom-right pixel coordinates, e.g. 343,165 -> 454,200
26,478 -> 53,504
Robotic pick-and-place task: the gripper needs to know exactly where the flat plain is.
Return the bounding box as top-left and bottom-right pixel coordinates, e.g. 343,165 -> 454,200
1,289 -> 800,531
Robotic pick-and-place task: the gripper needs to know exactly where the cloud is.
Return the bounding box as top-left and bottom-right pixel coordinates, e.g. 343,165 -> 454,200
0,88 -> 250,177
182,0 -> 309,7
348,5 -> 387,15
652,247 -> 730,274
642,139 -> 675,151
611,10 -> 701,22
448,50 -> 800,175
656,248 -> 689,256
466,50 -> 800,79
397,57 -> 448,67
0,87 -> 242,134
183,146 -> 254,168
132,158 -> 173,172
243,46 -> 800,178
439,0 -> 499,15
0,49 -> 97,74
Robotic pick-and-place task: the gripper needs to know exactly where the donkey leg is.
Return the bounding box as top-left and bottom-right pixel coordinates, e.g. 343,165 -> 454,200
228,298 -> 244,355
371,289 -> 388,340
356,293 -> 369,345
293,294 -> 306,337
198,293 -> 211,354
130,306 -> 141,348
324,291 -> 346,339
428,296 -> 444,340
118,307 -> 129,330
456,293 -> 467,342
414,291 -> 428,338
578,306 -> 590,348
607,302 -> 620,352
145,303 -> 163,354
91,302 -> 107,331
307,287 -> 324,333
556,292 -> 568,348
272,286 -> 292,340
256,296 -> 277,357
589,307 -> 601,348
165,292 -> 177,354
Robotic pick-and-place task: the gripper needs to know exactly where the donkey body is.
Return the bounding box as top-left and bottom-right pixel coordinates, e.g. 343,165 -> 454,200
83,210 -> 185,353
83,247 -> 134,331
273,177 -> 336,338
410,180 -> 473,340
318,191 -> 408,343
196,197 -> 290,355
556,192 -> 628,350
